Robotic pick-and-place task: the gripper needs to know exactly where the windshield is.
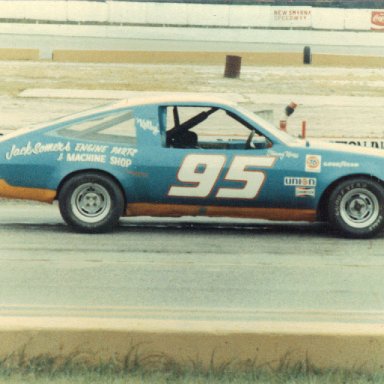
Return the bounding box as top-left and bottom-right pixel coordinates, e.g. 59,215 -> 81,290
235,105 -> 297,145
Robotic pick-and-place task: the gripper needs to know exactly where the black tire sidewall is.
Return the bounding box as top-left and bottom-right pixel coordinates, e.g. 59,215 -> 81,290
328,178 -> 384,238
303,46 -> 312,64
59,173 -> 124,233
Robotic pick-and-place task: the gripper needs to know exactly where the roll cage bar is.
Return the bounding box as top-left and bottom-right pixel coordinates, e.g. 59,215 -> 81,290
167,105 -> 258,134
165,105 -> 266,149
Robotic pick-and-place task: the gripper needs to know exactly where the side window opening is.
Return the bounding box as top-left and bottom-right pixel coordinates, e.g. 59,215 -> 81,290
163,106 -> 270,150
54,110 -> 136,145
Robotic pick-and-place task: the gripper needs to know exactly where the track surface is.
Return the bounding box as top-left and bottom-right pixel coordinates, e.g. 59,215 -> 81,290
1,202 -> 383,324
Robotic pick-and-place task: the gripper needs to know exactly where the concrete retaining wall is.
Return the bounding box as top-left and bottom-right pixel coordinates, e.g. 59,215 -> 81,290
52,50 -> 305,65
0,1 -> 381,31
2,318 -> 384,372
0,48 -> 39,60
51,49 -> 384,66
0,47 -> 382,66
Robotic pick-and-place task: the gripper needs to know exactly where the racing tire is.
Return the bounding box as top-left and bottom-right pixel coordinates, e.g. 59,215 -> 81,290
303,46 -> 312,64
327,178 -> 384,238
58,172 -> 124,233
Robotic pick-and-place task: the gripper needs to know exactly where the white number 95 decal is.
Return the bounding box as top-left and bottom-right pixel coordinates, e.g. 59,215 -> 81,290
168,154 -> 276,199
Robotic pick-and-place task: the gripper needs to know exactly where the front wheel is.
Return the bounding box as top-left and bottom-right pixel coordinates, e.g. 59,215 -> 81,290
327,178 -> 384,238
58,173 -> 124,233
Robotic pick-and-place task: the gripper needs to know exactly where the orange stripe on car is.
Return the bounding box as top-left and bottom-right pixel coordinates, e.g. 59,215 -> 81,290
125,203 -> 317,222
0,179 -> 56,203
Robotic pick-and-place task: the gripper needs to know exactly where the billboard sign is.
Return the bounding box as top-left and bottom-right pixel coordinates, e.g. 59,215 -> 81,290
371,11 -> 384,30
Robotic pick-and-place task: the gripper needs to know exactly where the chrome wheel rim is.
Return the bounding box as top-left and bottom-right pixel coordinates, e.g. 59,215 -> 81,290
71,183 -> 111,223
340,188 -> 379,229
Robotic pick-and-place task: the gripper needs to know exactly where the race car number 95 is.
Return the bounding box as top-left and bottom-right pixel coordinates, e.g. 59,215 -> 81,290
168,154 -> 276,199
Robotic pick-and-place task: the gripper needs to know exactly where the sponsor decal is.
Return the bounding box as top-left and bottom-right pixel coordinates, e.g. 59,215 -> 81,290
61,143 -> 110,163
5,141 -> 71,161
323,161 -> 359,168
295,187 -> 315,198
305,155 -> 321,173
74,143 -> 108,153
284,177 -> 316,187
60,144 -> 137,168
110,157 -> 132,168
66,153 -> 106,164
137,118 -> 159,135
333,139 -> 384,149
6,140 -> 139,169
267,150 -> 299,160
109,146 -> 138,168
371,11 -> 384,30
111,147 -> 138,157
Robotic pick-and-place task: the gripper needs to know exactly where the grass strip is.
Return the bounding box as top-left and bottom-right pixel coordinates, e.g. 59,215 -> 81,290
0,352 -> 382,384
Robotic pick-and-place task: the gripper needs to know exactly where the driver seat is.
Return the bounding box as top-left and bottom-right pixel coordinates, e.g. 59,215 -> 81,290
172,131 -> 199,148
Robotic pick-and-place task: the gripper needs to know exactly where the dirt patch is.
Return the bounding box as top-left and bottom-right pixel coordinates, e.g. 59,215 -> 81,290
1,61 -> 384,97
0,61 -> 383,138
51,49 -> 384,69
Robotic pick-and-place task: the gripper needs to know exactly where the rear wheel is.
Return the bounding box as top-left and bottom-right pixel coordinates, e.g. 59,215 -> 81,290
327,178 -> 384,238
59,173 -> 124,233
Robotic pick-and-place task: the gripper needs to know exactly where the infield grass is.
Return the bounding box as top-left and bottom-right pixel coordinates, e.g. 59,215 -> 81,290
1,370 -> 384,384
0,357 -> 382,384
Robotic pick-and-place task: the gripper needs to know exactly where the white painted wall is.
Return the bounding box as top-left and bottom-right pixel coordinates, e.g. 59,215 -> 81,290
67,1 -> 108,23
146,3 -> 188,25
312,8 -> 345,30
0,1 -> 378,31
108,2 -> 147,24
228,5 -> 271,28
344,8 -> 373,30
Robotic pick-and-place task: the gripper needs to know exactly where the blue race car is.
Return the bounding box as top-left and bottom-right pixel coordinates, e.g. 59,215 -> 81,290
0,95 -> 382,238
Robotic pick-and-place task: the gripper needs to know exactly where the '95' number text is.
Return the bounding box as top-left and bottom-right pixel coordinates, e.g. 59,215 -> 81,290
168,154 -> 276,199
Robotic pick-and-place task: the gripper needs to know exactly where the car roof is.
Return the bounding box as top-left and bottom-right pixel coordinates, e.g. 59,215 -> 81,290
0,94 -> 238,141
119,94 -> 237,108
58,94 -> 237,123
66,94 -> 237,124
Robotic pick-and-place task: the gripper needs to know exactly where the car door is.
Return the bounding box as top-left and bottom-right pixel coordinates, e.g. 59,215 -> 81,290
133,103 -> 316,221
